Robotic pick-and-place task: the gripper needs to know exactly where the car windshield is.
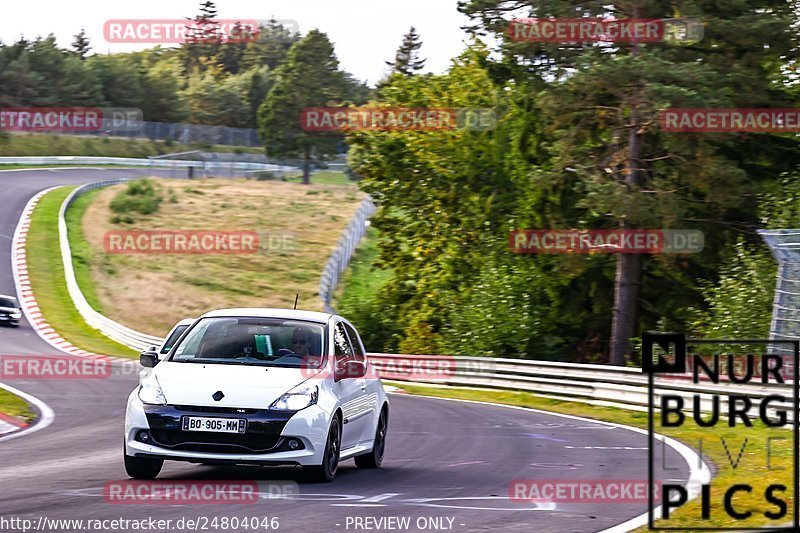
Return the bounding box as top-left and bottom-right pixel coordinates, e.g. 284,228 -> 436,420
169,317 -> 325,368
0,297 -> 18,308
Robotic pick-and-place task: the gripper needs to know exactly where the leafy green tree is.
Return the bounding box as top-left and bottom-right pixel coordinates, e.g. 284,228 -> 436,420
341,71 -> 373,104
140,59 -> 189,122
691,174 -> 800,340
347,47 -> 517,354
234,66 -> 272,128
59,55 -> 105,105
241,18 -> 300,71
0,38 -> 44,106
692,240 -> 776,339
258,30 -> 346,184
88,54 -> 145,109
216,21 -> 249,74
181,69 -> 249,126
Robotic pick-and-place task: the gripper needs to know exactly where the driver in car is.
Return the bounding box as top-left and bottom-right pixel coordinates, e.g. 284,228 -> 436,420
291,326 -> 312,357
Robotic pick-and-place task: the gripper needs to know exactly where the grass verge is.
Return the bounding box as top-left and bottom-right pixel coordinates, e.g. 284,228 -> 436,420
387,381 -> 792,530
26,187 -> 138,358
0,389 -> 33,422
65,188 -> 106,312
334,226 -> 390,304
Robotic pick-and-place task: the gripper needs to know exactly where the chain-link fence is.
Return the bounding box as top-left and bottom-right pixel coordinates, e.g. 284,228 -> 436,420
759,230 -> 800,360
71,120 -> 262,147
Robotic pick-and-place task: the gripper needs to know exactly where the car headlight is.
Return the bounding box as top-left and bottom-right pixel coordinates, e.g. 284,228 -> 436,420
138,375 -> 167,405
9,312 -> 21,319
270,384 -> 318,411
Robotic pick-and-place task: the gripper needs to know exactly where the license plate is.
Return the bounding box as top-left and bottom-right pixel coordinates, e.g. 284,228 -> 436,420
181,416 -> 247,434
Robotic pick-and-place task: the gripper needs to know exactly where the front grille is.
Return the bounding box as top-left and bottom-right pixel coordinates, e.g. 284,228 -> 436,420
150,429 -> 282,453
173,405 -> 260,415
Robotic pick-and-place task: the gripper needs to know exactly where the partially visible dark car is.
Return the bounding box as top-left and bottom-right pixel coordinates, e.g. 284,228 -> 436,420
0,295 -> 22,327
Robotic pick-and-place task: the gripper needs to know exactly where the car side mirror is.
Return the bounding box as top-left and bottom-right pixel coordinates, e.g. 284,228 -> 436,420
335,360 -> 366,381
139,350 -> 159,368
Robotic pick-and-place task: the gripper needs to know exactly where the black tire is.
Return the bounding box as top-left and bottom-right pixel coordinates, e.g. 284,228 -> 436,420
355,407 -> 387,469
124,447 -> 163,479
304,415 -> 341,482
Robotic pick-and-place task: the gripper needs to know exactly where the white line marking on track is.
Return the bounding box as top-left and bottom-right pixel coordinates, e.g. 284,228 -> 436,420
0,382 -> 54,443
564,445 -> 647,450
447,461 -> 485,467
361,493 -> 402,502
389,392 -> 711,531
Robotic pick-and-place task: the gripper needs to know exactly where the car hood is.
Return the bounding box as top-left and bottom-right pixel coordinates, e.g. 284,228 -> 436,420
153,361 -> 323,409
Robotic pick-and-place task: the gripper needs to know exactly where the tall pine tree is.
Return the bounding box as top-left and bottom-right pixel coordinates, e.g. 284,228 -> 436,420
71,29 -> 91,60
257,30 -> 346,184
385,27 -> 426,76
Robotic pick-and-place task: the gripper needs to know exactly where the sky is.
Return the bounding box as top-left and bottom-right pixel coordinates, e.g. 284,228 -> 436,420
0,0 -> 475,86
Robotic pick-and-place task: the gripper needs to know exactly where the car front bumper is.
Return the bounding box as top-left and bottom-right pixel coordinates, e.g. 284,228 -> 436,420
0,315 -> 20,325
125,393 -> 331,466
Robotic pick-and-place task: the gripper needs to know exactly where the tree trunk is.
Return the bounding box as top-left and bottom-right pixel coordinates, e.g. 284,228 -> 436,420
608,124 -> 645,365
609,253 -> 643,365
302,145 -> 311,185
609,16 -> 645,366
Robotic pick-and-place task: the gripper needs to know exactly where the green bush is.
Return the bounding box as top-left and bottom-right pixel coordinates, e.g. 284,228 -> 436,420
110,214 -> 135,224
109,179 -> 163,217
691,240 -> 776,340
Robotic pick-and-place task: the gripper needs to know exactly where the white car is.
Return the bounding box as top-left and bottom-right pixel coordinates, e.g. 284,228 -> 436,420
124,308 -> 389,482
0,294 -> 22,327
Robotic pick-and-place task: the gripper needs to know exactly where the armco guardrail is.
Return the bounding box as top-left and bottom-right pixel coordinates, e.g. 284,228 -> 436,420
319,196 -> 376,313
368,353 -> 794,416
60,179 -> 165,352
0,156 -> 295,173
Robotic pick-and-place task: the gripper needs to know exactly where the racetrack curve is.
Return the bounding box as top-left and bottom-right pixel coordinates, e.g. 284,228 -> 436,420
0,169 -> 691,533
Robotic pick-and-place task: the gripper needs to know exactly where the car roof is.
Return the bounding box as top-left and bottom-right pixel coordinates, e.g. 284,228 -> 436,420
176,318 -> 196,326
200,308 -> 335,323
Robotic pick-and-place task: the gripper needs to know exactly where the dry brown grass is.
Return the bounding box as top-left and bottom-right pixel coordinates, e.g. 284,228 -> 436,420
81,178 -> 363,335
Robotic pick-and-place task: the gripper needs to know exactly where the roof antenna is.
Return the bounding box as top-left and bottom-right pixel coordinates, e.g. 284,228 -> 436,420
293,293 -> 299,310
